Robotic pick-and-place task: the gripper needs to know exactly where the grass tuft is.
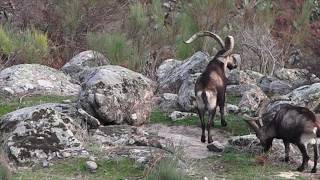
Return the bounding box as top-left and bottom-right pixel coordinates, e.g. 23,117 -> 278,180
0,95 -> 75,117
13,158 -> 144,180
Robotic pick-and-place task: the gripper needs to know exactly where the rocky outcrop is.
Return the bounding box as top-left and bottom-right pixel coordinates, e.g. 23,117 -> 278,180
61,50 -> 109,82
274,68 -> 320,88
158,93 -> 180,113
157,51 -> 209,93
267,83 -> 320,114
238,84 -> 268,114
0,64 -> 80,96
258,76 -> 293,95
226,69 -> 258,85
0,103 -> 93,165
90,125 -> 162,148
178,73 -> 201,112
78,65 -> 155,126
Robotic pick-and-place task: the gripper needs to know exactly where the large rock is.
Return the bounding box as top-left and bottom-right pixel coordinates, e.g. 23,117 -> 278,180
267,83 -> 320,114
226,69 -> 257,85
0,64 -> 80,96
274,68 -> 320,88
258,76 -> 292,95
157,51 -> 209,93
61,50 -> 109,82
178,73 -> 201,112
78,65 -> 155,125
238,85 -> 268,113
158,93 -> 180,113
0,103 -> 92,166
156,59 -> 182,85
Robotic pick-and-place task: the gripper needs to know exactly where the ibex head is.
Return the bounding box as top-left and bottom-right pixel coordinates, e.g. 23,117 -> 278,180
185,31 -> 241,71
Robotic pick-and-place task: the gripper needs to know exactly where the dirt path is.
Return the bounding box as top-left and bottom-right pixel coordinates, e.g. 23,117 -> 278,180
145,124 -> 231,159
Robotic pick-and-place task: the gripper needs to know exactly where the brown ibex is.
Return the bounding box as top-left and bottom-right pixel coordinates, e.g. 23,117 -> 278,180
244,104 -> 320,173
184,31 -> 241,143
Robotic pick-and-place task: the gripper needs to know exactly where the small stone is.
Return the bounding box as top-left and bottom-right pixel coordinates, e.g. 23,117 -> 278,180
62,152 -> 71,158
226,104 -> 240,114
42,160 -> 49,168
203,177 -> 208,180
207,141 -> 225,152
169,111 -> 197,121
86,161 -> 98,172
62,99 -> 72,103
2,87 -> 14,95
89,156 -> 96,161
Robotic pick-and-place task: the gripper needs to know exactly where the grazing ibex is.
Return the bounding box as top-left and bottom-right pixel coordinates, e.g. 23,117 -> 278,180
244,104 -> 320,173
184,31 -> 241,143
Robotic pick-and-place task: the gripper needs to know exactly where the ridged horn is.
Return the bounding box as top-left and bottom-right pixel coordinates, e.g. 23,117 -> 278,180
184,31 -> 225,49
243,114 -> 263,138
222,36 -> 234,56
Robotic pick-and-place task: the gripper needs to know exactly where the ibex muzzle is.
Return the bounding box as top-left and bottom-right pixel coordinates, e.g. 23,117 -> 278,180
185,31 -> 241,143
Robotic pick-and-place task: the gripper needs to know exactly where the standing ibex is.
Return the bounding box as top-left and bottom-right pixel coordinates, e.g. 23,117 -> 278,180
184,31 -> 241,143
244,104 -> 320,173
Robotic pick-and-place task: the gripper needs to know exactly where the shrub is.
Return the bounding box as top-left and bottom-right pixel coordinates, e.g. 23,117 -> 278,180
128,2 -> 148,37
146,158 -> 190,180
0,26 -> 15,56
146,142 -> 190,180
87,32 -> 133,66
0,26 -> 49,64
21,29 -> 50,64
174,12 -> 200,59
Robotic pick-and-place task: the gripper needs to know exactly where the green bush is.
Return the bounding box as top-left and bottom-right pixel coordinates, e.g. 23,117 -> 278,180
146,157 -> 190,180
0,26 -> 15,56
87,32 -> 133,65
128,2 -> 148,36
174,12 -> 200,59
21,29 -> 49,63
0,26 -> 49,64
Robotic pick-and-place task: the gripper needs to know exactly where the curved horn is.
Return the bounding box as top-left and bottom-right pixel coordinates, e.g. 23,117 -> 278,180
184,31 -> 225,49
243,114 -> 263,138
222,36 -> 234,56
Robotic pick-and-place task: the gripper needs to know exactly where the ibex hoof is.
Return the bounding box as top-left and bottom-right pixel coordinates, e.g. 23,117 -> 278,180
201,136 -> 206,143
311,168 -> 317,173
280,157 -> 289,163
296,166 -> 305,172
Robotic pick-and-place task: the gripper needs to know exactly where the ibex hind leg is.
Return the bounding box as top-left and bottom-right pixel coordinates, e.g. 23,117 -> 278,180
196,93 -> 206,143
207,107 -> 217,143
206,91 -> 217,144
197,108 -> 206,143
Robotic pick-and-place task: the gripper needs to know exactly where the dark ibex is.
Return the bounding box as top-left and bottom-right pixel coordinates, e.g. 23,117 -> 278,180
184,31 -> 241,143
244,104 -> 320,173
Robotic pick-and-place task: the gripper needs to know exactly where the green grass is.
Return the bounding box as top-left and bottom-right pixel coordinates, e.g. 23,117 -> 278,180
150,110 -> 250,136
226,95 -> 241,105
196,148 -> 299,180
0,95 -> 75,117
13,158 -> 144,180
